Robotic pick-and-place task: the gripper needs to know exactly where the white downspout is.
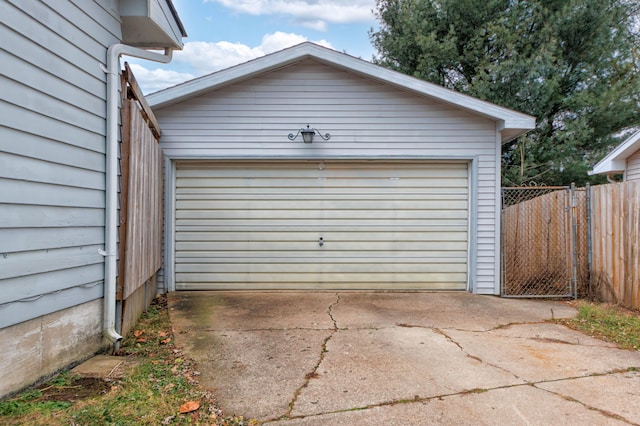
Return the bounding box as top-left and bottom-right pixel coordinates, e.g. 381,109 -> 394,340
103,44 -> 173,343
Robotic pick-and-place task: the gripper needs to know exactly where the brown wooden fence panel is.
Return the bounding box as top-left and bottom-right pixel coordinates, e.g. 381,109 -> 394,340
117,64 -> 164,336
122,100 -> 163,300
591,181 -> 640,309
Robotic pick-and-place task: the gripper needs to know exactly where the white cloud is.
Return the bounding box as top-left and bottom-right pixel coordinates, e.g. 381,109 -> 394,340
208,0 -> 375,29
173,32 -> 332,74
259,31 -> 332,55
126,64 -> 195,94
298,19 -> 328,32
129,33 -> 333,94
174,40 -> 258,73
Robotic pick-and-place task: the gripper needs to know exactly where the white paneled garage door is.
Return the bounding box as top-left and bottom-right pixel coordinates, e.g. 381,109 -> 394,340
174,161 -> 469,290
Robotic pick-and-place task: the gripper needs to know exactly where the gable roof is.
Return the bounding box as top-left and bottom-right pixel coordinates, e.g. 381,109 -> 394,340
147,42 -> 535,143
590,130 -> 640,175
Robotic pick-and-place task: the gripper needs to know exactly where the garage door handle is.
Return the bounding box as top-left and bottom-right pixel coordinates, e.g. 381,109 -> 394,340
319,237 -> 324,247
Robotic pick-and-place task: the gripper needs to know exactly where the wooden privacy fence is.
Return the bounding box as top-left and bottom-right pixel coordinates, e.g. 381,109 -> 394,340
502,181 -> 640,310
590,181 -> 640,308
117,63 -> 163,336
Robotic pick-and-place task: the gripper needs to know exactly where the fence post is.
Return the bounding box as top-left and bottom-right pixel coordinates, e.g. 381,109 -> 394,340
586,183 -> 592,299
500,188 -> 505,296
571,183 -> 578,299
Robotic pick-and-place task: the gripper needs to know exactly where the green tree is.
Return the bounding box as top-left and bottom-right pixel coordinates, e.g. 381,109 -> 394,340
371,0 -> 640,186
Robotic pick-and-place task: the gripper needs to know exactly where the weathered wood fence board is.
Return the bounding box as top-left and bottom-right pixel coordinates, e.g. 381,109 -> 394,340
574,188 -> 590,296
590,181 -> 640,308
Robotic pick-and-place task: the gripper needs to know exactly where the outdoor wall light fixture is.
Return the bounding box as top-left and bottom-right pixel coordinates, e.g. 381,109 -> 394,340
288,124 -> 331,144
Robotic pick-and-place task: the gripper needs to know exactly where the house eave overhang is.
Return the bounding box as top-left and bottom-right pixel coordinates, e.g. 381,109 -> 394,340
589,129 -> 640,175
120,0 -> 187,50
147,43 -> 535,142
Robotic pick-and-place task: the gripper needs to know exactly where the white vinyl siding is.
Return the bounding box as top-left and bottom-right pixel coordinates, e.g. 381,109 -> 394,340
156,59 -> 500,294
625,149 -> 640,181
0,0 -> 120,328
174,161 -> 469,290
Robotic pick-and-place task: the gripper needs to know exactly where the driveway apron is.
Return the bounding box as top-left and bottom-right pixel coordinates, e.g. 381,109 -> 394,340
168,292 -> 640,425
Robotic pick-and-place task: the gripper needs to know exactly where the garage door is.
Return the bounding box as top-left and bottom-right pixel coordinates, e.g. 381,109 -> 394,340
174,161 -> 469,290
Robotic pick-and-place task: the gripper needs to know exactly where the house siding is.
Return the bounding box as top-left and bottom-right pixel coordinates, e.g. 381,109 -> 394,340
156,59 -> 500,294
0,0 -> 121,396
625,149 -> 640,181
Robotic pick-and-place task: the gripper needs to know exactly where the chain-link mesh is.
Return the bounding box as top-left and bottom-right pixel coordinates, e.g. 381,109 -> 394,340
501,187 -> 574,297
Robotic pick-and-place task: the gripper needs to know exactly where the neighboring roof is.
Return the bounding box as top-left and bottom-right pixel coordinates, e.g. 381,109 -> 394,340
590,130 -> 640,175
147,43 -> 535,143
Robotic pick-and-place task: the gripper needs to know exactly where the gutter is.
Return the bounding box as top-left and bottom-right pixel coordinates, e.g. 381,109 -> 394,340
103,44 -> 173,344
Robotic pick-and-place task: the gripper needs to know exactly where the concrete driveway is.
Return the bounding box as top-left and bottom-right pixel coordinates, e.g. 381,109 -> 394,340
168,292 -> 640,425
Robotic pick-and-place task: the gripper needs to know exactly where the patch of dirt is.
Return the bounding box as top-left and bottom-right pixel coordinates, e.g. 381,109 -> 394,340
33,378 -> 113,403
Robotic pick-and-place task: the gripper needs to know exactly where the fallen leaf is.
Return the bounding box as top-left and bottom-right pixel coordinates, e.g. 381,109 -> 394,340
158,331 -> 169,337
136,338 -> 147,343
134,330 -> 145,337
179,400 -> 200,414
161,338 -> 172,344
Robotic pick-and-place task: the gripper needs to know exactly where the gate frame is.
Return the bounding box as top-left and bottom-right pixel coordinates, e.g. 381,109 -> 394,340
500,184 -> 590,299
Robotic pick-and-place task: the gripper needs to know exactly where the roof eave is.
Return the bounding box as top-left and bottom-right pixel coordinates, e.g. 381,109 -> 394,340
120,0 -> 186,50
500,126 -> 536,144
589,129 -> 640,175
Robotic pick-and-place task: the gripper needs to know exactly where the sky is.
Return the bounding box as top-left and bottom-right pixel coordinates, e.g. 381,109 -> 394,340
127,0 -> 380,94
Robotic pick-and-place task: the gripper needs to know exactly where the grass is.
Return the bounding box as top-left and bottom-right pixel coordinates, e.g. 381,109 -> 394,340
561,301 -> 640,350
0,389 -> 71,417
0,296 -> 255,425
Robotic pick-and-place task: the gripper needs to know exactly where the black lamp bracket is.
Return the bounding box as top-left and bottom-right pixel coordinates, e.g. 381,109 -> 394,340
288,124 -> 331,142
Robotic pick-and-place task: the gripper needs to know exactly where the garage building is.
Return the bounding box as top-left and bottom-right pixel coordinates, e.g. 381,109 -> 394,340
147,43 -> 535,294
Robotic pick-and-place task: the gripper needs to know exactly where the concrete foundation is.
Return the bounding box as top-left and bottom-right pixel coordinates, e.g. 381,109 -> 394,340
0,299 -> 106,398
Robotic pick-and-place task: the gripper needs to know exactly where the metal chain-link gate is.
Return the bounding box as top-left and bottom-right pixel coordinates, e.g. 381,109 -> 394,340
501,185 -> 590,298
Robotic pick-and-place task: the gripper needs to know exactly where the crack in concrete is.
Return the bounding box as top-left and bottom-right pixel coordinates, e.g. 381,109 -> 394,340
328,293 -> 340,331
395,321 -> 552,334
283,333 -> 334,420
476,330 -> 623,349
434,321 -> 622,349
485,320 -> 551,332
267,369 -> 640,424
281,294 -> 341,421
433,327 -> 526,382
533,382 -> 639,425
199,327 -> 335,333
